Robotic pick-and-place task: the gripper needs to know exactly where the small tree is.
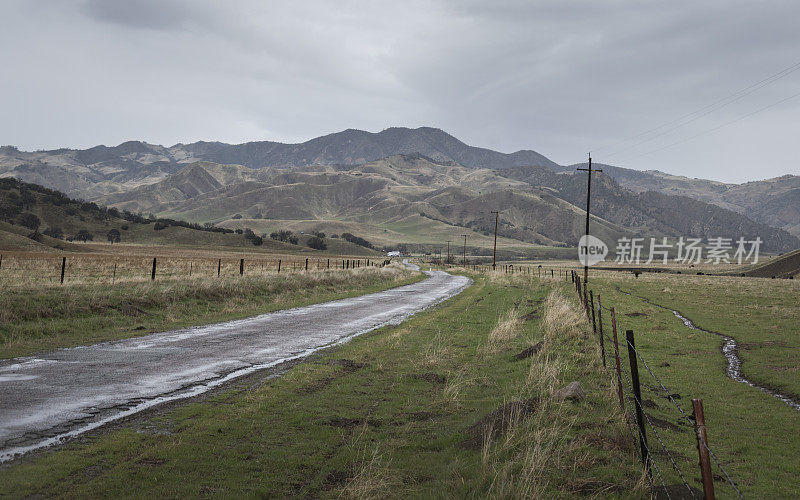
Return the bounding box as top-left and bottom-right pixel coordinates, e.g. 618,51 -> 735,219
251,235 -> 263,246
107,228 -> 121,243
153,221 -> 168,231
17,212 -> 40,230
75,229 -> 93,242
307,236 -> 327,250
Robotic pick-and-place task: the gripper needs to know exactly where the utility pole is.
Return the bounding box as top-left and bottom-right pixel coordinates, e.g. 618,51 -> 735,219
577,153 -> 602,286
491,211 -> 500,270
445,240 -> 451,266
462,234 -> 467,266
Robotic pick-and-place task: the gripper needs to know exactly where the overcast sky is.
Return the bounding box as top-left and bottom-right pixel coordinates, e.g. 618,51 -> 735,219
2,0 -> 799,182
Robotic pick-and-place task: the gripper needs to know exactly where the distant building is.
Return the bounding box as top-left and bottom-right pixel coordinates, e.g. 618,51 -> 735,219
387,251 -> 402,257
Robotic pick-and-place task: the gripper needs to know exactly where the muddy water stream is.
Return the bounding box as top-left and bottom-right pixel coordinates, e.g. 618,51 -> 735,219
616,287 -> 800,412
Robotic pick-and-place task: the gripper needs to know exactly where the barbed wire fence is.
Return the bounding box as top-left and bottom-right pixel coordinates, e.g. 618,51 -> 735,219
0,253 -> 392,288
571,269 -> 743,499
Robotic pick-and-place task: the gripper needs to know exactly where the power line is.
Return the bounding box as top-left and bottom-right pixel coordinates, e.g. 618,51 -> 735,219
598,60 -> 800,158
617,89 -> 800,163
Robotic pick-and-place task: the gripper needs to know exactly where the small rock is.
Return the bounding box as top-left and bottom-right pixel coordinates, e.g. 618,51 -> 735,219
659,362 -> 670,367
555,381 -> 585,401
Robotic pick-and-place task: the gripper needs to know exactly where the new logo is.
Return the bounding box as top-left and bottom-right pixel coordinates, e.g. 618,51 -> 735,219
578,235 -> 608,266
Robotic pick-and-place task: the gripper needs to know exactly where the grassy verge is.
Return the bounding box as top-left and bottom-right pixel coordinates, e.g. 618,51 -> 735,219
585,271 -> 800,498
0,272 -> 644,497
0,266 -> 422,359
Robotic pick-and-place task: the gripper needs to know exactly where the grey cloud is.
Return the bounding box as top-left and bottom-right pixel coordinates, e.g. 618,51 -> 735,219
1,0 -> 799,182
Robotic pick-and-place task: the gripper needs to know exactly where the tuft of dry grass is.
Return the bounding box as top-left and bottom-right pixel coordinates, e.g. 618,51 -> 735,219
477,287 -> 639,497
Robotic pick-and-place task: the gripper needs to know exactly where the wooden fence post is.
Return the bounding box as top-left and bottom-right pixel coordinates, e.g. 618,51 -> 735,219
278,259 -> 281,273
218,258 -> 221,277
240,258 -> 244,276
692,399 -> 716,500
626,329 -> 650,475
60,257 -> 66,284
305,258 -> 308,271
327,258 -> 330,269
151,257 -> 157,281
596,294 -> 606,367
610,307 -> 625,409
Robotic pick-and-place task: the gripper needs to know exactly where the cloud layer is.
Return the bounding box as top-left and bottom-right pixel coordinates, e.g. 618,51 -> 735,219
2,0 -> 798,182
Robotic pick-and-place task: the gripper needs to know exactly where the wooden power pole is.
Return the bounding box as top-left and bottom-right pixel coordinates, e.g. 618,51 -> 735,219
491,211 -> 500,270
577,154 -> 602,286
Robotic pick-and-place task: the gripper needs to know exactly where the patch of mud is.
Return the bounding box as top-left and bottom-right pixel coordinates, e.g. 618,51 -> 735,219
513,341 -> 544,360
323,416 -> 381,428
738,340 -> 788,350
411,372 -> 446,384
521,310 -> 541,321
583,431 -> 631,452
644,413 -> 683,432
462,397 -> 539,448
300,359 -> 368,394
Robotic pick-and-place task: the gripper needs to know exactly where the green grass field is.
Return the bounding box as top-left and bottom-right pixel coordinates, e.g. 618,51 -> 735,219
0,271 -> 647,498
581,270 -> 800,498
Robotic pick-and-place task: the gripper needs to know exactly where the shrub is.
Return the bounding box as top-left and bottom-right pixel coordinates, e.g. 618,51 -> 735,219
270,230 -> 294,242
235,228 -> 243,234
121,224 -> 129,230
288,235 -> 299,245
107,228 -> 121,243
307,236 -> 327,250
341,232 -> 373,249
251,235 -> 263,246
232,214 -> 243,219
312,231 -> 326,238
153,221 -> 168,231
17,212 -> 40,230
75,229 -> 93,242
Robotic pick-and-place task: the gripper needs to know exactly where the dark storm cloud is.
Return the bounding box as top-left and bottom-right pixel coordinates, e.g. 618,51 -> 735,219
1,0 -> 798,182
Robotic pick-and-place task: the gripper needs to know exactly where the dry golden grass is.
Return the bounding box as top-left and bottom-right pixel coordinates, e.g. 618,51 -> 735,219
478,287 -> 641,498
0,247 -> 387,289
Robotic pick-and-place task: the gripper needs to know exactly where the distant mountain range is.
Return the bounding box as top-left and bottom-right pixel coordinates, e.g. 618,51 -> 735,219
1,127 -> 798,252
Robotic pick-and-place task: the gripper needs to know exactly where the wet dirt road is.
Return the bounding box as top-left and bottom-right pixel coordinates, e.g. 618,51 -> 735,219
0,267 -> 470,460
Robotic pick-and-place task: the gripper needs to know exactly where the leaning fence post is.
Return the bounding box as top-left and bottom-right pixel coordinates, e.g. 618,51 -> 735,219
151,257 -> 157,281
626,329 -> 650,475
60,256 -> 66,284
596,294 -> 606,367
218,258 -> 221,277
610,307 -> 625,409
692,399 -> 716,500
